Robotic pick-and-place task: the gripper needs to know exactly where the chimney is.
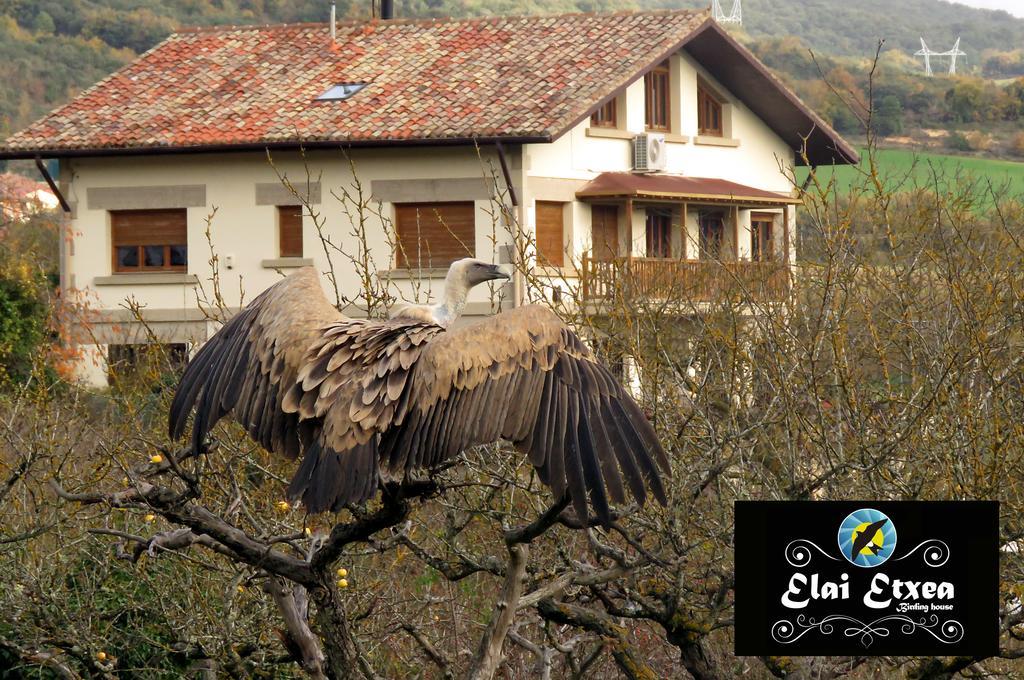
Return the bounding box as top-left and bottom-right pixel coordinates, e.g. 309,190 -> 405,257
330,3 -> 336,41
381,0 -> 394,20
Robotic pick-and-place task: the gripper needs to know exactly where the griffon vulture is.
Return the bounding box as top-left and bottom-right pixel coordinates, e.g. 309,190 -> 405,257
169,259 -> 669,524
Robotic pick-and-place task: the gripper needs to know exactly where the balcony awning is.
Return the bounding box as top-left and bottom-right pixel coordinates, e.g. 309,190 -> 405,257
575,172 -> 800,207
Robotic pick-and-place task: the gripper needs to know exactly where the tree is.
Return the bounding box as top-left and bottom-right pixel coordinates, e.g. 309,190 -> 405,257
0,251 -> 50,383
1011,131 -> 1024,157
31,11 -> 55,34
874,94 -> 904,136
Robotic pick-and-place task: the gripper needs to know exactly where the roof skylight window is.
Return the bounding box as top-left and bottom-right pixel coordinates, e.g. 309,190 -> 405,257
316,83 -> 367,101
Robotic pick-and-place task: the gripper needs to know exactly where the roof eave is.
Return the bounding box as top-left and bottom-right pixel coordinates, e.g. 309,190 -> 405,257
576,189 -> 800,206
0,134 -> 551,161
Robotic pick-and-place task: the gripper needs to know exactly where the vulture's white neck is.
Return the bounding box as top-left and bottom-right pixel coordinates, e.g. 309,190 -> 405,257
431,269 -> 470,327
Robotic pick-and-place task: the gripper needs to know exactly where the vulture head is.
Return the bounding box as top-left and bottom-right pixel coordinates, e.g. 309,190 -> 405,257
449,258 -> 510,289
390,258 -> 510,326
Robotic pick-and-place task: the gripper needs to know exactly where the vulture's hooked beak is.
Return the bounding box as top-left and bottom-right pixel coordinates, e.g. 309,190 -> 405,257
488,264 -> 511,282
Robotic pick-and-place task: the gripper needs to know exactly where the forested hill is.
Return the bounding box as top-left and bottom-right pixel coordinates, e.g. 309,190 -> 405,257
1,0 -> 1023,145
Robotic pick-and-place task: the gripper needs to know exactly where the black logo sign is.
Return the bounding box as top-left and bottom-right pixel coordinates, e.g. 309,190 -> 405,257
735,501 -> 998,656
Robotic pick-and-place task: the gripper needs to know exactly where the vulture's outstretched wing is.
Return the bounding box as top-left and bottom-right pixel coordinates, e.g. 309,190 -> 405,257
170,268 -> 670,523
168,267 -> 344,461
169,267 -> 446,510
287,304 -> 670,524
399,305 -> 669,524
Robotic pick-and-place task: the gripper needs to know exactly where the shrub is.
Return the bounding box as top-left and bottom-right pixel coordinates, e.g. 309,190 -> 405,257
1012,131 -> 1024,157
0,253 -> 50,383
965,130 -> 994,151
947,131 -> 972,151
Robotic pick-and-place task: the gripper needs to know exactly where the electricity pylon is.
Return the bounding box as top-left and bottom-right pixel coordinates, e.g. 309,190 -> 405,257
915,37 -> 966,76
712,0 -> 742,24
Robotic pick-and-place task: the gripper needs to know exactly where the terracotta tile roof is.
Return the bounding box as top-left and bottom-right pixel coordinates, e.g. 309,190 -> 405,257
576,172 -> 800,206
0,10 -> 708,156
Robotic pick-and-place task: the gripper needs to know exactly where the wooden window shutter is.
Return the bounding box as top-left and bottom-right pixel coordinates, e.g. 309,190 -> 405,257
590,205 -> 619,261
395,202 -> 475,268
535,201 -> 565,267
699,213 -> 725,260
110,209 -> 187,272
697,79 -> 724,137
645,211 -> 671,259
278,205 -> 303,258
751,213 -> 775,261
590,100 -> 617,128
644,61 -> 671,131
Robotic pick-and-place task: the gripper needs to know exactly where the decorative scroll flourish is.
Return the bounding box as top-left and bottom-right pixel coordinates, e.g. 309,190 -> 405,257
771,614 -> 964,648
893,539 -> 950,567
784,539 -> 840,568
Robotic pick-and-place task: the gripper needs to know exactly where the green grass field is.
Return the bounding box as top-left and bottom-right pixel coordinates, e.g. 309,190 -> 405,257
797,148 -> 1024,201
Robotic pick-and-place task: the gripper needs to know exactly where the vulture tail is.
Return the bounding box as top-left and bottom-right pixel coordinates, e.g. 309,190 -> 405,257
287,439 -> 379,513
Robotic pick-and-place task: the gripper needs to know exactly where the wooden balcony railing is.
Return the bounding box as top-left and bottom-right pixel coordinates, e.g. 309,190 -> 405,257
581,255 -> 790,303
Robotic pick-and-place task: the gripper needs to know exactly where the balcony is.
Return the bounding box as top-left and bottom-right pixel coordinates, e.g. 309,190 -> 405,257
581,255 -> 790,303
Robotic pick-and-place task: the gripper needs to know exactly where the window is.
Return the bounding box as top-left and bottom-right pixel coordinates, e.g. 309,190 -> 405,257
590,205 -> 619,261
644,60 -> 671,131
535,201 -> 565,267
394,202 -> 475,268
590,99 -> 617,128
697,79 -> 724,137
111,209 -> 187,273
316,83 -> 367,101
645,210 -> 672,259
699,212 -> 725,260
751,214 -> 774,261
278,205 -> 303,258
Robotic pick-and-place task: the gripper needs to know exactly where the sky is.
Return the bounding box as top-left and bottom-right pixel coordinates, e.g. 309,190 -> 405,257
946,0 -> 1024,17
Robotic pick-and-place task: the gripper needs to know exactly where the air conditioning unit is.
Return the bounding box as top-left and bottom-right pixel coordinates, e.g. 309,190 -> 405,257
632,133 -> 667,173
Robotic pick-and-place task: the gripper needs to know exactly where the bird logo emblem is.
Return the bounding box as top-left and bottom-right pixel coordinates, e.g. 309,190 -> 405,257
837,509 -> 897,567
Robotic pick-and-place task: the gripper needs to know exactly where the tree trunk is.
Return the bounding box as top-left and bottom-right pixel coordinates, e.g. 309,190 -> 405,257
467,543 -> 528,680
667,631 -> 724,680
266,577 -> 327,679
311,584 -> 364,680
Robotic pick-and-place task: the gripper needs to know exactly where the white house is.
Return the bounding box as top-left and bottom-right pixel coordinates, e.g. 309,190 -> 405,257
0,9 -> 857,385
0,172 -> 60,223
